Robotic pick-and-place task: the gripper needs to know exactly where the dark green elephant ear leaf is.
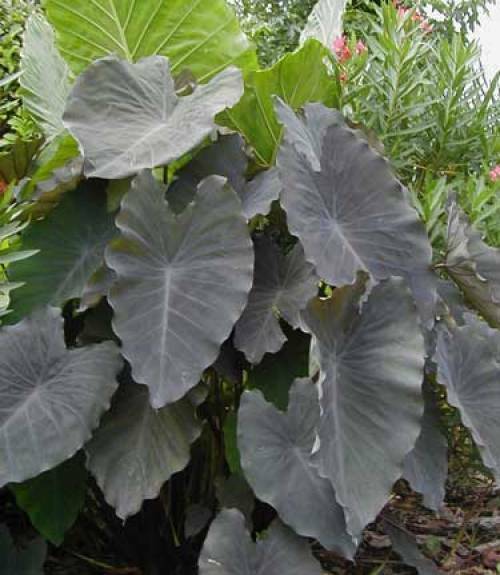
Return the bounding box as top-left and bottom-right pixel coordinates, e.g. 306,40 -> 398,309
8,182 -> 116,321
0,525 -> 47,575
0,307 -> 122,486
86,383 -> 203,519
278,101 -> 436,326
234,237 -> 318,363
403,384 -> 447,512
166,135 -> 280,219
238,380 -> 356,558
106,171 -> 253,408
199,509 -> 322,575
10,454 -> 87,546
444,199 -> 500,327
435,314 -> 500,482
64,56 -> 243,179
301,276 -> 425,542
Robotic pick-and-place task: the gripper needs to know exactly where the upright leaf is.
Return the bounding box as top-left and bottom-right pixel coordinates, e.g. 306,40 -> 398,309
106,171 -> 253,407
44,0 -> 256,81
238,381 -> 355,558
435,314 -> 500,482
383,520 -> 441,575
444,200 -> 500,327
0,526 -> 46,575
234,237 -> 318,363
0,307 -> 121,486
9,183 -> 116,321
278,102 -> 436,325
20,13 -> 71,140
302,276 -> 425,542
403,384 -> 448,512
64,56 -> 244,179
301,0 -> 347,48
86,383 -> 202,519
219,40 -> 336,167
167,135 -> 280,219
11,454 -> 87,546
0,139 -> 43,184
199,509 -> 321,575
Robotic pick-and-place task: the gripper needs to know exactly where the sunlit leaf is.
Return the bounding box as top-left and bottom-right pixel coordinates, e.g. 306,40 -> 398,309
278,101 -> 436,326
20,13 -> 70,140
45,0 -> 256,81
0,307 -> 121,486
64,56 -> 243,179
238,380 -> 355,557
234,237 -> 318,363
86,382 -> 202,519
199,509 -> 321,575
106,171 -> 253,407
219,40 -> 336,167
302,276 -> 425,542
300,0 -> 347,49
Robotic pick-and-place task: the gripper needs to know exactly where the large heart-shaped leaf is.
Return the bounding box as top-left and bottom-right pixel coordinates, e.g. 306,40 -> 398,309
219,40 -> 336,167
167,135 -> 280,219
106,171 -> 253,407
44,0 -> 256,81
20,13 -> 70,140
302,276 -> 425,541
8,182 -> 116,321
234,237 -> 318,363
403,384 -> 447,512
300,0 -> 348,48
435,314 -> 500,482
278,102 -> 436,326
0,307 -> 121,486
0,526 -> 46,575
63,56 -> 244,179
11,454 -> 87,546
199,509 -> 321,575
86,382 -> 203,519
444,200 -> 500,327
238,380 -> 355,557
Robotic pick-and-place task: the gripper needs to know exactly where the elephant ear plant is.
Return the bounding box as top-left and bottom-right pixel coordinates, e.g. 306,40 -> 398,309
1,2 -> 500,574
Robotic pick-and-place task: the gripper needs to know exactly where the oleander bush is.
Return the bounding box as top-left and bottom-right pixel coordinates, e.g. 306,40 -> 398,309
0,1 -> 499,573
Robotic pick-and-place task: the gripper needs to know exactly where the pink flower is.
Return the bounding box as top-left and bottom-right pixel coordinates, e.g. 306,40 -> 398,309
332,35 -> 352,63
420,19 -> 433,33
355,40 -> 367,55
398,6 -> 408,18
489,165 -> 500,182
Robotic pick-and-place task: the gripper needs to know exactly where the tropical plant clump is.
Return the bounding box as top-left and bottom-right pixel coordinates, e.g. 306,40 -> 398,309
0,1 -> 499,574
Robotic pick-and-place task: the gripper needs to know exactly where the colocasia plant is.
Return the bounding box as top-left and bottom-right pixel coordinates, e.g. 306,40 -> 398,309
0,1 -> 499,574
